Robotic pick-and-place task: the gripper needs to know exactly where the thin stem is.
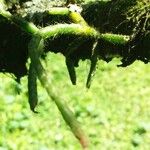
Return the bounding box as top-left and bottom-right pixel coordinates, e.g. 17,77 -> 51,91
28,35 -> 89,148
0,5 -> 39,34
47,7 -> 70,16
39,23 -> 98,39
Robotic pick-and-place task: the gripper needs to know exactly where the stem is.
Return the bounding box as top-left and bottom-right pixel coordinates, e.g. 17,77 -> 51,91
11,17 -> 39,34
100,33 -> 129,45
28,35 -> 89,148
47,7 -> 70,16
68,11 -> 88,26
39,23 -> 98,39
0,4 -> 39,34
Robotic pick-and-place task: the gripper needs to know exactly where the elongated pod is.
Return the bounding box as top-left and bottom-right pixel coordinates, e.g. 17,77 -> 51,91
86,41 -> 98,88
65,38 -> 87,85
28,62 -> 38,113
28,34 -> 44,112
66,57 -> 76,85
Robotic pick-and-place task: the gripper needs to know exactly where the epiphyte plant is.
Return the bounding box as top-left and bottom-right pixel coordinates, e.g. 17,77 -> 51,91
0,0 -> 149,148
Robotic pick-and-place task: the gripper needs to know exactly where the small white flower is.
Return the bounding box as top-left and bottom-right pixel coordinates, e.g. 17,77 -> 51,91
68,4 -> 83,13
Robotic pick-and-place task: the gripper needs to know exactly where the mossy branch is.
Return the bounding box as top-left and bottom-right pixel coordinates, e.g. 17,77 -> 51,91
0,3 -> 130,55
0,1 -> 131,148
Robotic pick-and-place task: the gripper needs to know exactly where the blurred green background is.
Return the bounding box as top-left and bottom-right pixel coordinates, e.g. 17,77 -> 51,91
0,53 -> 150,150
0,0 -> 150,149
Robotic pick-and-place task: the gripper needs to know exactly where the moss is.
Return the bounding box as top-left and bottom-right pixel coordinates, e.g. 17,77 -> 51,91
0,0 -> 149,77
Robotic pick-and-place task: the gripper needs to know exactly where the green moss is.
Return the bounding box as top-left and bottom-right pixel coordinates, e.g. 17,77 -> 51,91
100,34 -> 129,45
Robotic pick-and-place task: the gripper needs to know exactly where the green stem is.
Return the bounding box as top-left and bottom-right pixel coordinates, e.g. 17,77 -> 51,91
0,4 -> 39,34
11,16 -> 39,34
28,35 -> 89,148
47,7 -> 70,16
39,23 -> 98,39
68,11 -> 88,26
100,33 -> 129,45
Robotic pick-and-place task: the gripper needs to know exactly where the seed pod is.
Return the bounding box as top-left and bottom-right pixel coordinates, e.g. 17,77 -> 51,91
65,38 -> 86,85
86,41 -> 98,88
66,57 -> 76,85
28,62 -> 38,113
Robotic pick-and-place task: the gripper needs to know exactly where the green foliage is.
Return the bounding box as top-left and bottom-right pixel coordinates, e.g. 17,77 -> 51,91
0,54 -> 150,149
